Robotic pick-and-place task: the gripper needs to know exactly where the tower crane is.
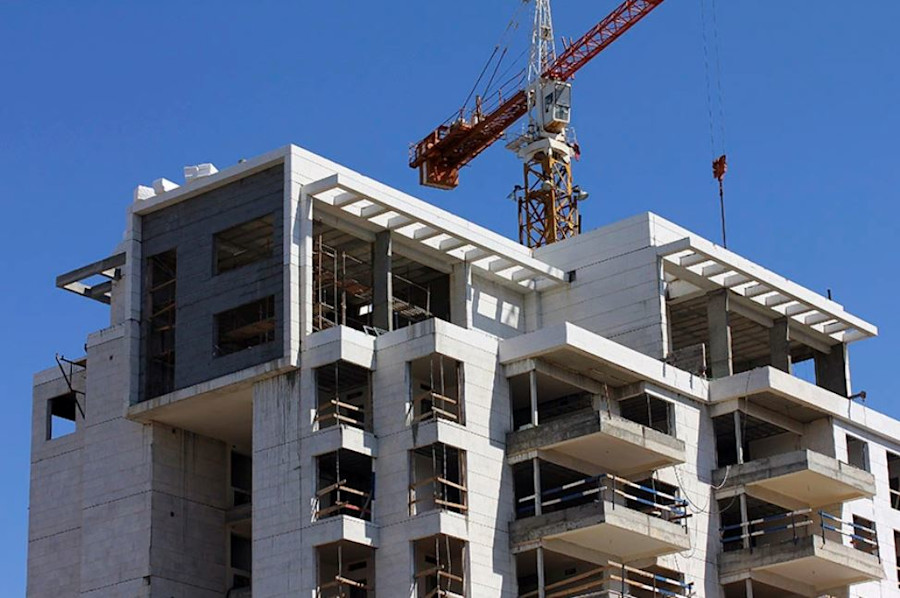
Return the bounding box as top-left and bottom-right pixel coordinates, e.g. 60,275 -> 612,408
409,0 -> 666,248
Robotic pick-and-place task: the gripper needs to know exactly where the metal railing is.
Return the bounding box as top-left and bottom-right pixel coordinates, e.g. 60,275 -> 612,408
721,508 -> 880,558
518,561 -> 692,598
516,473 -> 689,525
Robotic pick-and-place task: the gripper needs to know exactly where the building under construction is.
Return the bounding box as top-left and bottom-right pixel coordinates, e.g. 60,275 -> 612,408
26,143 -> 900,597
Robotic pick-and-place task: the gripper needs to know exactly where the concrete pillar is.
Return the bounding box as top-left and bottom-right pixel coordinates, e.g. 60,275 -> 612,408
745,578 -> 755,598
769,317 -> 792,373
734,411 -> 745,465
533,458 -> 542,516
739,492 -> 750,550
372,230 -> 393,332
529,369 -> 539,427
536,546 -> 546,598
814,343 -> 851,397
449,262 -> 472,328
707,289 -> 733,378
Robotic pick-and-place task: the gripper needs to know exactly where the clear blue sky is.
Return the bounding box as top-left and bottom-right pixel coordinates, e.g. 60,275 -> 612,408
1,1 -> 897,592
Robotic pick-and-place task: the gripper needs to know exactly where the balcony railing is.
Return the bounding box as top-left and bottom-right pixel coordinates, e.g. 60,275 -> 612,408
517,474 -> 689,525
519,561 -> 692,598
721,508 -> 879,558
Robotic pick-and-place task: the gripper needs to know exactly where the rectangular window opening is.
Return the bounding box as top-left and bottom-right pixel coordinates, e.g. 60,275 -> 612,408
215,214 -> 274,274
316,361 -> 372,432
852,515 -> 877,555
47,392 -> 78,440
317,541 -> 375,597
619,393 -> 673,435
414,535 -> 466,598
230,451 -> 252,507
846,435 -> 869,472
215,296 -> 276,357
410,443 -> 467,516
315,450 -> 374,521
229,532 -> 252,590
889,451 -> 900,511
410,354 -> 463,425
145,250 -> 177,399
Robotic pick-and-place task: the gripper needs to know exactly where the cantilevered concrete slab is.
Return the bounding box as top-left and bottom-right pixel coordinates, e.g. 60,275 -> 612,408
510,501 -> 690,561
714,449 -> 875,509
507,409 -> 685,477
657,235 -> 877,345
719,535 -> 883,596
500,323 -> 707,402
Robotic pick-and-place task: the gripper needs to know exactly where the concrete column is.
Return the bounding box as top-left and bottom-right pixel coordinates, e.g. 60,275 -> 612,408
769,317 -> 792,373
449,262 -> 472,328
739,492 -> 750,550
529,369 -> 539,427
372,230 -> 393,332
533,458 -> 542,516
745,578 -> 755,598
814,343 -> 851,397
707,289 -> 733,378
536,546 -> 546,598
733,410 -> 745,465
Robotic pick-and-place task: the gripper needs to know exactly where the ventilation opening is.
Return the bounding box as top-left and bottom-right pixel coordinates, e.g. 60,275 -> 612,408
215,214 -> 275,274
47,392 -> 77,440
215,296 -> 276,356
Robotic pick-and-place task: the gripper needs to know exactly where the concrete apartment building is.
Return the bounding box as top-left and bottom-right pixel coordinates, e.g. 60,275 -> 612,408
27,144 -> 900,597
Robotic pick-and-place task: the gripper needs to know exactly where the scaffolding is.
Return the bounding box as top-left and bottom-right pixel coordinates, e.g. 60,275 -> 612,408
410,444 -> 468,516
412,354 -> 462,424
414,535 -> 466,598
316,450 -> 374,521
317,541 -> 375,598
316,361 -> 372,431
313,234 -> 440,333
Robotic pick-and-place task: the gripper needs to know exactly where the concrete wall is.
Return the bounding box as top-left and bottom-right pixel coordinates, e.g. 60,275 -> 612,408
536,214 -> 667,359
139,164 -> 285,400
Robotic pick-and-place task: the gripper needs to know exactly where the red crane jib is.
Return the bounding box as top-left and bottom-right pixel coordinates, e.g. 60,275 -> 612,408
410,0 -> 665,190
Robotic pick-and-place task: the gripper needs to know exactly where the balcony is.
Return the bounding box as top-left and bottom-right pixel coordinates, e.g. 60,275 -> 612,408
510,473 -> 690,561
714,449 -> 874,509
719,509 -> 883,594
507,408 -> 685,477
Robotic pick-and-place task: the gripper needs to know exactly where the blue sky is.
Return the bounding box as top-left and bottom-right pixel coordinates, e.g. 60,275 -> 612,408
1,1 -> 898,592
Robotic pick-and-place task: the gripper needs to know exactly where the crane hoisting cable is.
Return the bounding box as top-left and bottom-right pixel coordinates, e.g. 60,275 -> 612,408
409,0 -> 666,248
700,0 -> 729,247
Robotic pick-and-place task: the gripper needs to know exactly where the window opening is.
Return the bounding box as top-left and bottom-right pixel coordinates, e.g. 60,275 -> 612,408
411,354 -> 462,424
414,535 -> 466,598
145,250 -> 177,398
316,450 -> 374,521
410,444 -> 468,515
215,295 -> 276,356
846,435 -> 869,472
214,214 -> 274,274
47,392 -> 78,440
889,452 -> 900,511
852,515 -> 877,556
619,393 -> 673,435
230,451 -> 252,507
316,361 -> 372,431
229,532 -> 252,590
317,541 -> 375,598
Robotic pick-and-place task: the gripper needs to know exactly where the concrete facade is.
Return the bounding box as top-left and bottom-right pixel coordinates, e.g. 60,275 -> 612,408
27,144 -> 900,597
